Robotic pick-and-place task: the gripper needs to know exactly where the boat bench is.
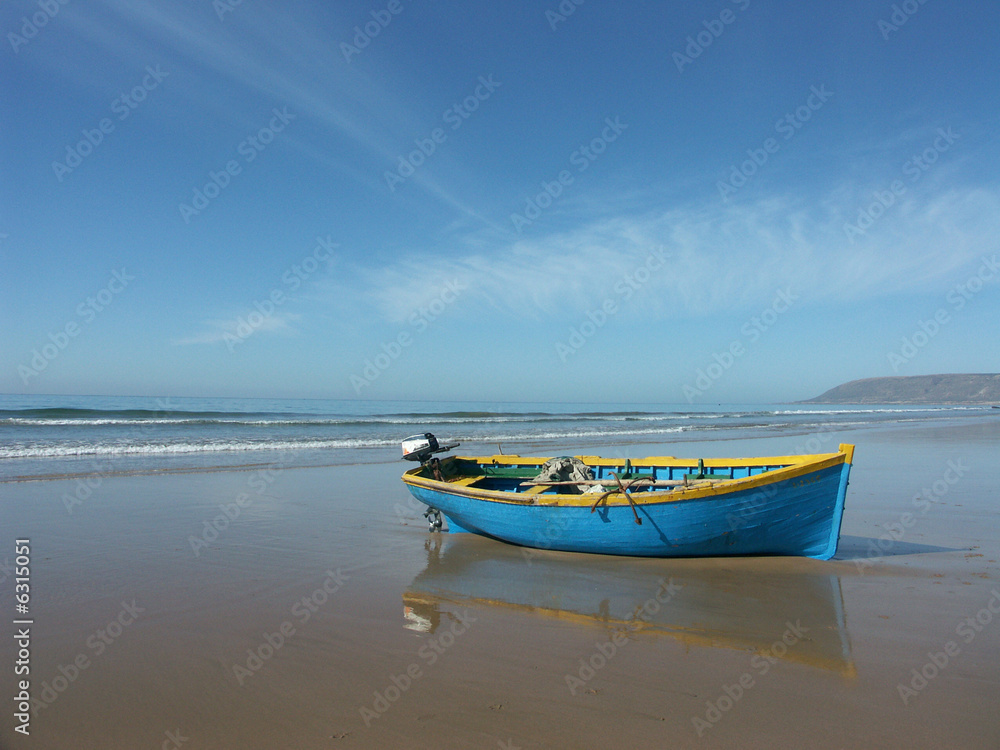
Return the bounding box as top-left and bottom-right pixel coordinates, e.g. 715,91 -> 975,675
446,476 -> 483,487
446,474 -> 552,496
478,466 -> 541,479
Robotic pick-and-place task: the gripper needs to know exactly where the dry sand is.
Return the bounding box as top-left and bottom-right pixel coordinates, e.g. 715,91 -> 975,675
2,418 -> 999,749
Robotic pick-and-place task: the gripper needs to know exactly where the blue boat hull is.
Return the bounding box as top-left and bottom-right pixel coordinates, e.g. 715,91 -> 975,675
403,451 -> 852,560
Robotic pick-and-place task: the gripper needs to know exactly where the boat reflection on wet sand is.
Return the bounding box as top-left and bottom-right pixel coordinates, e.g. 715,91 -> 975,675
403,535 -> 855,676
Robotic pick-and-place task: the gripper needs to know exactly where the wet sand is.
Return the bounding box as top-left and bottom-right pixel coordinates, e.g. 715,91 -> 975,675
2,418 -> 999,749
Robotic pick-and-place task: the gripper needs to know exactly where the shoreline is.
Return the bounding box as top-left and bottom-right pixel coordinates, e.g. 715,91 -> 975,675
4,410 -> 996,484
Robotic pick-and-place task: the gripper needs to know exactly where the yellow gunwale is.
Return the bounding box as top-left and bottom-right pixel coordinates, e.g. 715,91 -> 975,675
401,444 -> 854,508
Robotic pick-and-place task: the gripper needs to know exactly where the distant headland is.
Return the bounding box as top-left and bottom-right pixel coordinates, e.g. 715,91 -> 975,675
800,374 -> 1000,404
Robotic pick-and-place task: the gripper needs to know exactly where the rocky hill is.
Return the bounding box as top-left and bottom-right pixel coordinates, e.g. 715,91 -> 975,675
801,374 -> 1000,404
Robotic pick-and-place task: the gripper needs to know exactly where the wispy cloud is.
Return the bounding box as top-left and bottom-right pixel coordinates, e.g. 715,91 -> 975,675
172,311 -> 301,347
48,1 -> 408,165
321,181 -> 1000,326
44,0 -> 506,227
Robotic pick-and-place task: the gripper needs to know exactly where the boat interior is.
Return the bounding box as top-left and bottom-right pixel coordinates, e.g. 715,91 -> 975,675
416,455 -> 798,495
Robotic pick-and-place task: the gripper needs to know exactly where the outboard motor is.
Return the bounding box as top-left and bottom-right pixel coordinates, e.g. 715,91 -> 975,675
401,433 -> 439,462
401,433 -> 460,532
401,433 -> 459,463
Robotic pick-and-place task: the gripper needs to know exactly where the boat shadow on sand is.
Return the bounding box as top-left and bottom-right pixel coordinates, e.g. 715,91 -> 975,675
834,534 -> 962,560
403,535 -> 858,676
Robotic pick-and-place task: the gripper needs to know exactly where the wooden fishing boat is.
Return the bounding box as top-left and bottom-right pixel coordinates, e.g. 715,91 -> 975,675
400,438 -> 854,560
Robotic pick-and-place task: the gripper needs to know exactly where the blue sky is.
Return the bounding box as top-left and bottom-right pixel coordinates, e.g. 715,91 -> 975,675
2,0 -> 999,403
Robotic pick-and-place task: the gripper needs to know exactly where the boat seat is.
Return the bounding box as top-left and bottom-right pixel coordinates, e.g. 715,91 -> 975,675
447,476 -> 484,487
480,467 -> 542,478
523,485 -> 553,495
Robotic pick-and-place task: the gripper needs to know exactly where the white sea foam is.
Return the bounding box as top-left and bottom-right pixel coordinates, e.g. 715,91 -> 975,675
0,437 -> 398,459
0,425 -> 694,459
1,397 -> 991,469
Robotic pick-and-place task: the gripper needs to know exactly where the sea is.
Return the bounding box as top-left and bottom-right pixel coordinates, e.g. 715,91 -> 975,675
1,393 -> 995,481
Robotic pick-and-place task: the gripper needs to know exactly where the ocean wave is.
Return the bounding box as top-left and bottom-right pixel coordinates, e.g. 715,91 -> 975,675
0,411 -> 688,428
688,407 -> 983,419
467,426 -> 689,443
4,404 -> 981,430
0,407 -> 253,419
1,399 -> 991,465
0,424 -> 693,460
0,437 -> 400,459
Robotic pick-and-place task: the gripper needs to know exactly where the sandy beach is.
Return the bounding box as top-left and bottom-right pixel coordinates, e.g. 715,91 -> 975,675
3,417 -> 999,749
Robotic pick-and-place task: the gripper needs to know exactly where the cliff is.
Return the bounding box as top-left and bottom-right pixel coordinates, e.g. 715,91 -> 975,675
801,374 -> 1000,404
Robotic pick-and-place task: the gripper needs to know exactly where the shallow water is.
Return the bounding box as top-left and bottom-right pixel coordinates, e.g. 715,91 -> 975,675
1,393 -> 994,479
